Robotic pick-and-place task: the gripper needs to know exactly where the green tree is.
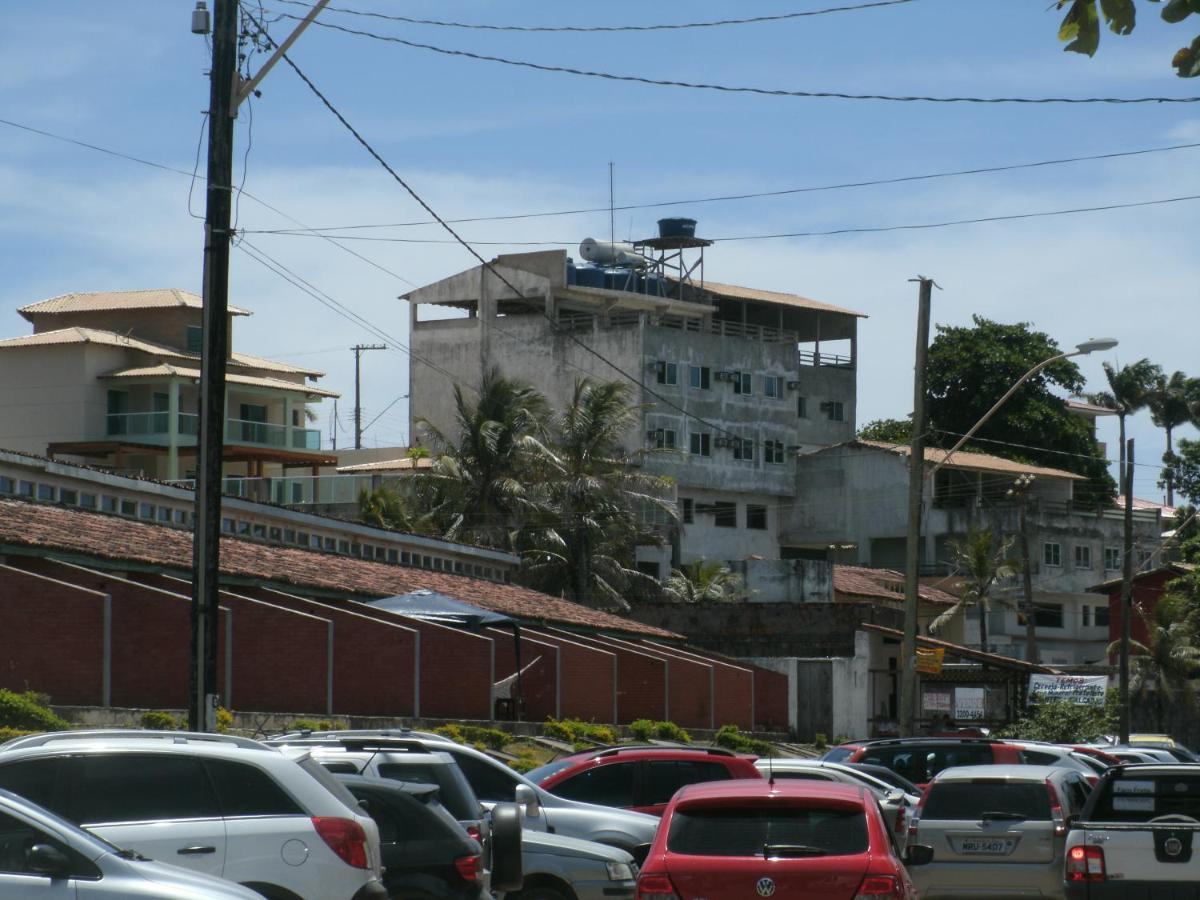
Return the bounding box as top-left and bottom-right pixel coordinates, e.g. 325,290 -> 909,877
925,316 -> 1115,506
1088,358 -> 1162,501
930,526 -> 1017,652
663,560 -> 749,604
997,692 -> 1118,743
857,417 -> 913,444
519,378 -> 675,610
1113,593 -> 1200,732
1148,371 -> 1199,506
1054,0 -> 1200,77
1176,440 -> 1200,506
357,483 -> 436,536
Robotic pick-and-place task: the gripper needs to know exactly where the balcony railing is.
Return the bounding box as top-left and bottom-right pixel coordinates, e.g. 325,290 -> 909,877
169,473 -> 380,506
798,348 -> 854,368
106,413 -> 321,452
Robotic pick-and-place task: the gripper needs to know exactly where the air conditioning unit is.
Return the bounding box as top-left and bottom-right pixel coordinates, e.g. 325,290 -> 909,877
787,380 -> 801,390
714,371 -> 733,382
714,436 -> 731,448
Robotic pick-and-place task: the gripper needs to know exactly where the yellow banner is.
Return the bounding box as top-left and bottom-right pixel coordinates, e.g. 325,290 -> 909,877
916,646 -> 944,674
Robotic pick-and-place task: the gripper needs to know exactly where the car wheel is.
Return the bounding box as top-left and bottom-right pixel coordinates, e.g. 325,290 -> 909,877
490,801 -> 524,892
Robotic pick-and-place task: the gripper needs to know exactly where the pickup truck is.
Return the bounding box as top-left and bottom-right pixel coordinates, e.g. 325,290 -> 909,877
1064,762 -> 1200,898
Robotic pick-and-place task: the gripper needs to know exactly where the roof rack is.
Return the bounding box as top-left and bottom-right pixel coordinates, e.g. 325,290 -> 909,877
592,745 -> 737,758
267,735 -> 438,754
859,737 -> 998,747
0,730 -> 269,752
267,728 -> 424,742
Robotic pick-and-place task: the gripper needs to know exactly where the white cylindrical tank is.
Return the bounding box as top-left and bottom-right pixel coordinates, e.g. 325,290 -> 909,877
579,238 -> 649,269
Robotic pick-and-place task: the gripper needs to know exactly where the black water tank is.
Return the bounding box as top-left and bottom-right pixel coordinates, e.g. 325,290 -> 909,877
657,217 -> 697,239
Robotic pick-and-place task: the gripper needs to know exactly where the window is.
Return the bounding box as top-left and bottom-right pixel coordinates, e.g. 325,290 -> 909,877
338,540 -> 351,554
733,372 -> 753,395
1043,542 -> 1062,567
555,763 -> 637,808
636,560 -> 661,581
922,782 -> 1050,822
1104,547 -> 1121,571
36,484 -> 55,501
221,517 -> 235,533
445,750 -> 519,803
797,396 -> 808,418
652,428 -> 677,450
681,498 -> 694,524
205,759 -> 302,817
0,476 -> 11,494
79,492 -> 97,509
1095,604 -> 1110,627
157,507 -> 172,522
689,432 -> 711,457
253,524 -> 267,539
668,807 -> 867,858
656,361 -> 678,385
746,504 -> 767,530
99,495 -> 116,512
236,521 -> 250,535
0,758 -> 62,811
387,549 -> 399,563
764,440 -> 786,465
269,527 -> 282,541
1035,603 -> 1064,629
59,488 -> 77,505
643,760 -> 733,806
174,509 -> 189,526
688,365 -> 711,390
732,436 -> 754,462
120,499 -> 136,516
186,324 -> 203,353
69,754 -> 219,824
137,502 -> 154,520
713,501 -> 737,528
1082,605 -> 1092,627
0,808 -> 92,877
324,537 -> 337,551
1074,545 -> 1092,569
824,400 -> 845,422
763,375 -> 784,399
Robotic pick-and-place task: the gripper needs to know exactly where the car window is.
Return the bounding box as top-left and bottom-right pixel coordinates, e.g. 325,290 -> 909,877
668,805 -> 868,857
922,781 -> 1050,821
1089,773 -> 1200,822
296,756 -> 362,813
378,763 -> 440,786
1066,777 -> 1091,813
205,759 -> 303,817
377,763 -> 479,822
321,762 -> 361,775
447,750 -> 518,802
69,754 -> 219,824
859,745 -> 991,783
822,747 -> 855,763
850,765 -> 920,796
643,761 -> 733,806
554,762 -> 637,807
1021,749 -> 1060,766
525,758 -> 578,784
0,759 -> 62,812
0,809 -> 97,878
771,771 -> 838,782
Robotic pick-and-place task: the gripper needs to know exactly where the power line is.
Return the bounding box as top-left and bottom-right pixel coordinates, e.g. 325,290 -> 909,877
273,0 -> 918,32
284,17 -> 1200,104
242,140 -> 1200,233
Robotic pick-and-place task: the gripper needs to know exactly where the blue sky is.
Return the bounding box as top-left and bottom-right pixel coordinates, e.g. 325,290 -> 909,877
1,1 -> 1197,499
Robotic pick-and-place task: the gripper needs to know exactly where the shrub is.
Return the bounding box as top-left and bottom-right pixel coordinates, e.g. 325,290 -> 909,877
653,721 -> 691,744
0,727 -> 35,745
288,718 -> 347,734
215,707 -> 234,734
0,689 -> 69,732
433,724 -> 467,743
714,724 -> 775,758
540,718 -> 618,746
814,732 -> 828,750
996,691 -> 1118,744
460,725 -> 511,751
629,719 -> 654,741
140,711 -> 180,731
508,749 -> 541,774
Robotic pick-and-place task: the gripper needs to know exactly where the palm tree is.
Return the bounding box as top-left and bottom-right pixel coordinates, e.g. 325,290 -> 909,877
416,368 -> 551,549
663,560 -> 749,604
1088,359 -> 1162,502
931,526 -> 1016,652
1148,371 -> 1198,507
357,483 -> 436,536
520,378 -> 675,611
1110,593 -> 1200,732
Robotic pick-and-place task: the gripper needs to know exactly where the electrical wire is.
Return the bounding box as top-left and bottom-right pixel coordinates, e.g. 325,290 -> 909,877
285,16 -> 1200,105
272,0 -> 919,32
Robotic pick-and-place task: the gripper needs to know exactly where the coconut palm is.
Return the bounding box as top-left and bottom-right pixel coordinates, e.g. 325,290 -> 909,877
1088,359 -> 1162,500
357,483 -> 436,536
519,378 -> 675,611
931,526 -> 1017,652
1110,593 -> 1200,732
1148,371 -> 1199,507
663,560 -> 749,604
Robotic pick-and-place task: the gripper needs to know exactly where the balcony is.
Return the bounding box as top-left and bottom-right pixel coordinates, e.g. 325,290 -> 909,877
106,412 -> 321,451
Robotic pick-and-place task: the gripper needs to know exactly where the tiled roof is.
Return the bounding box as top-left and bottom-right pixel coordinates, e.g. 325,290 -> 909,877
18,289 -> 251,317
1115,496 -> 1176,517
231,351 -> 324,378
1066,398 -> 1116,416
338,456 -> 435,473
0,498 -> 679,640
697,280 -> 867,318
860,622 -> 1058,674
853,440 -> 1084,481
101,364 -> 340,399
834,565 -> 958,607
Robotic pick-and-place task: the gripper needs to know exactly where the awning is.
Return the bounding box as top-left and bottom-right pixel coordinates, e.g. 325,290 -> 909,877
366,589 -> 515,628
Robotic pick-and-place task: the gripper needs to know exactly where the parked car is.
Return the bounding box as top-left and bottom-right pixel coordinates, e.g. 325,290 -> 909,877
266,733 -> 659,860
997,742 -> 1107,785
1106,747 -> 1177,764
908,764 -> 1092,899
637,779 -> 928,900
0,786 -> 263,899
502,830 -> 637,900
823,738 -> 1026,789
844,762 -> 923,797
527,746 -> 761,816
0,730 -> 388,900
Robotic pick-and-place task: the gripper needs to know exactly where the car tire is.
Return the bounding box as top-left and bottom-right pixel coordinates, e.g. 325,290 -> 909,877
490,802 -> 524,892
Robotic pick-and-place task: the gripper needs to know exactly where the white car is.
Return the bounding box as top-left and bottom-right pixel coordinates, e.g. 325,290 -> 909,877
0,730 -> 388,900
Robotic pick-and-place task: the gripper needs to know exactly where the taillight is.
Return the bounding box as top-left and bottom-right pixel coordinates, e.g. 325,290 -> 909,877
466,824 -> 482,842
637,872 -> 680,900
1066,845 -> 1106,882
454,854 -> 482,883
908,787 -> 928,842
1046,781 -> 1066,836
312,816 -> 369,869
854,874 -> 903,898
893,802 -> 906,835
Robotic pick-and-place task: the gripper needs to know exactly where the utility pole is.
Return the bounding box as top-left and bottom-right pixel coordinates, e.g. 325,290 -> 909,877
1010,474 -> 1038,663
899,276 -> 933,737
1119,439 -> 1135,743
352,344 -> 386,449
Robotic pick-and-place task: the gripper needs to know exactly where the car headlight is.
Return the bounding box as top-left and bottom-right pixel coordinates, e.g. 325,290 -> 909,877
606,862 -> 635,881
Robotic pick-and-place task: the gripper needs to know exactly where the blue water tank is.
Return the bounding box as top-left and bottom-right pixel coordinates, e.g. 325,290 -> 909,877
566,259 -> 577,285
658,217 -> 697,239
576,266 -> 605,288
605,270 -> 635,292
643,275 -> 664,297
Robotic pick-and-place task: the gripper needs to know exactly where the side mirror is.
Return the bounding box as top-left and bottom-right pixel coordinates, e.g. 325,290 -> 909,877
903,844 -> 934,867
515,783 -> 541,819
26,844 -> 72,877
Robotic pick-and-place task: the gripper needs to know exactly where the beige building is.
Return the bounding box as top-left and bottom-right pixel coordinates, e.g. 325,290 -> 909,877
0,289 -> 338,481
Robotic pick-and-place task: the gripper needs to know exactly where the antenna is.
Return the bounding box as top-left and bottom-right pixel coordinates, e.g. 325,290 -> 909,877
768,745 -> 775,787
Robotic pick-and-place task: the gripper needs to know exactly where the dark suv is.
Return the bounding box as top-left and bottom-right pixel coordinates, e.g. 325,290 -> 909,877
822,738 -> 1024,789
527,747 -> 761,817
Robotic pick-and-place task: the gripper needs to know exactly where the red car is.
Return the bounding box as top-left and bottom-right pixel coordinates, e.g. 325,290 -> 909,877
636,779 -> 929,900
528,746 -> 762,816
823,738 -> 1024,790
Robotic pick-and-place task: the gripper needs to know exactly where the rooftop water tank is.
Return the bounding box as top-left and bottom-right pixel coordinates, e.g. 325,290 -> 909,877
657,217 -> 697,239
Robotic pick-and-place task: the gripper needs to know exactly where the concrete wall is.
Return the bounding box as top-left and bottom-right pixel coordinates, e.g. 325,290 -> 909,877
0,345 -> 118,453
728,558 -> 832,603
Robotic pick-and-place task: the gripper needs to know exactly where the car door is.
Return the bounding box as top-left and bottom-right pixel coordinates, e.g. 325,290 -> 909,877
0,808 -> 81,899
548,762 -> 639,812
65,753 -> 227,879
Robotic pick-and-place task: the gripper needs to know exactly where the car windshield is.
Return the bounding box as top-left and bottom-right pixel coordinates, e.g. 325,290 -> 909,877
1089,773 -> 1200,822
668,805 -> 868,857
821,747 -> 855,763
922,781 -> 1051,822
525,758 -> 578,784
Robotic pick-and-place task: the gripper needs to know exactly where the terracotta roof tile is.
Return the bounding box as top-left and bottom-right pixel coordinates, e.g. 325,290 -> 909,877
834,565 -> 957,606
101,364 -> 339,398
19,289 -> 251,317
697,280 -> 867,318
853,440 -> 1084,480
0,499 -> 678,639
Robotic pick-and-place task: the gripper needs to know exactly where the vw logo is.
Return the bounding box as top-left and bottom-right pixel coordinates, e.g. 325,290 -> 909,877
1164,837 -> 1183,857
755,877 -> 776,897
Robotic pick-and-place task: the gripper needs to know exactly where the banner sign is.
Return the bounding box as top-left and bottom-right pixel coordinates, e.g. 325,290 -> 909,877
954,687 -> 986,720
916,647 -> 945,674
1027,674 -> 1108,706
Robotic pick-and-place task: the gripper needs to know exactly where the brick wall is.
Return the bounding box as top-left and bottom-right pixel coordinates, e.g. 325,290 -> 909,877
599,636 -> 713,730
643,640 -> 753,730
546,629 -> 666,723
750,664 -> 790,732
523,629 -> 616,724
486,627 -> 558,722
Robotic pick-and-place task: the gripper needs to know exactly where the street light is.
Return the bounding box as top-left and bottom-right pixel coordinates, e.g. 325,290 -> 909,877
898,336 -> 1118,736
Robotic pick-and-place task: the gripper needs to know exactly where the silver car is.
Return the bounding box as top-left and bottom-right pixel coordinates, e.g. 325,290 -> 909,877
503,830 -> 637,900
909,764 -> 1092,899
0,787 -> 260,899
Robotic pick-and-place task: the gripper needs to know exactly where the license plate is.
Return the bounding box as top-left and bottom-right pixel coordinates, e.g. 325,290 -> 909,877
956,837 -> 1016,855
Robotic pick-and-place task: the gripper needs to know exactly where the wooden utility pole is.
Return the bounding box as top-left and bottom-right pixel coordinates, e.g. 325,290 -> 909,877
352,344 -> 387,449
899,276 -> 933,736
1012,474 -> 1038,663
1119,439 -> 1135,743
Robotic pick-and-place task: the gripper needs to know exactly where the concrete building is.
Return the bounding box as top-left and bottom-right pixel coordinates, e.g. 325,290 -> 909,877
404,243 -> 864,586
787,440 -> 1166,665
0,289 -> 337,482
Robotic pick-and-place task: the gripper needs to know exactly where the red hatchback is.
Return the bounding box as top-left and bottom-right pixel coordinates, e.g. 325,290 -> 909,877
637,780 -> 929,900
528,746 -> 761,816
